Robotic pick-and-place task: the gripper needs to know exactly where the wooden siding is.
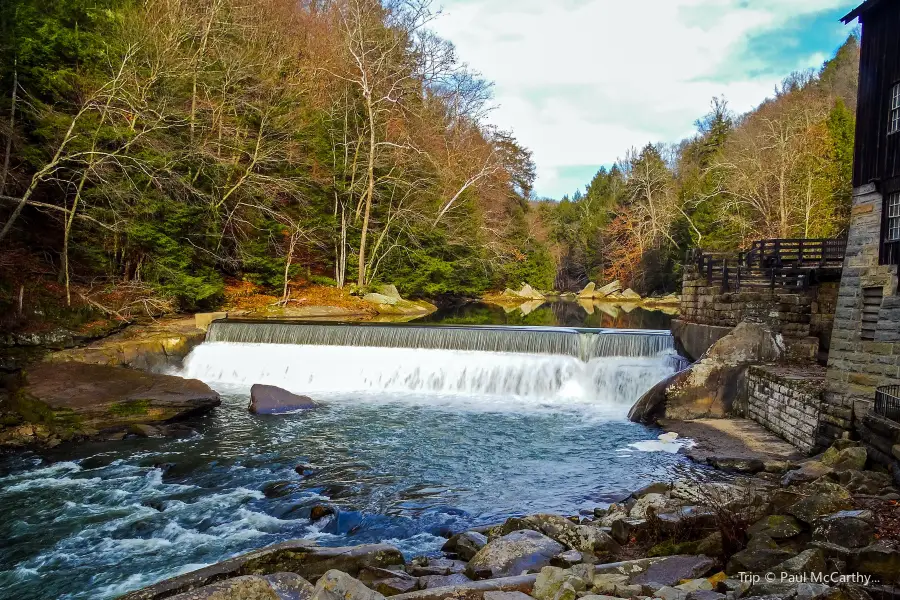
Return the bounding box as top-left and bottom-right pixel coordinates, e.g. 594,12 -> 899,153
853,1 -> 900,187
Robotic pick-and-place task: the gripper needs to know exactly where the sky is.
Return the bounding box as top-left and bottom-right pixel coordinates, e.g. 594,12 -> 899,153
430,0 -> 862,199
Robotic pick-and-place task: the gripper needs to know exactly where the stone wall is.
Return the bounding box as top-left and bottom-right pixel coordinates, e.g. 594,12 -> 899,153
743,365 -> 825,455
679,265 -> 837,357
823,183 -> 900,451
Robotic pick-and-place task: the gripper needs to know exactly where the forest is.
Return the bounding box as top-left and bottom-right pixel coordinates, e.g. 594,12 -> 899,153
0,0 -> 860,323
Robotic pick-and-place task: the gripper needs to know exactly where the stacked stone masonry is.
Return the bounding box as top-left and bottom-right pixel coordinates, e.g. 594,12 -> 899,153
745,365 -> 825,455
823,183 -> 900,452
680,266 -> 837,346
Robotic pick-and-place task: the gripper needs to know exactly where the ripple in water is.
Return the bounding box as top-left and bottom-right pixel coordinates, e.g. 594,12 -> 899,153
0,344 -> 704,600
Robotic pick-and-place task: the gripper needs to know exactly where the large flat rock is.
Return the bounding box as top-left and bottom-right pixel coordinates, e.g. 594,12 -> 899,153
19,362 -> 220,432
120,541 -> 404,600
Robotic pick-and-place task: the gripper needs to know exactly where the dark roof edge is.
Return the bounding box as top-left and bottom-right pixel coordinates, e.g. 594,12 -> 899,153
842,0 -> 885,23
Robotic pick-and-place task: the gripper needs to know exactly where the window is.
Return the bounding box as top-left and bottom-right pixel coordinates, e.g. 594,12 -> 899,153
891,83 -> 900,134
889,192 -> 900,242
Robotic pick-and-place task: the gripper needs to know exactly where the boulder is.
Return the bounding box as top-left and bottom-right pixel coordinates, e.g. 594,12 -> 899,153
787,494 -> 853,525
4,361 -> 220,448
119,541 -> 405,600
169,573 -> 314,600
630,555 -> 717,587
782,462 -> 834,486
442,531 -> 489,561
550,550 -> 583,568
465,530 -> 565,580
517,284 -> 545,300
594,281 -> 622,298
629,322 -> 786,423
407,558 -> 466,576
364,292 -> 400,306
619,288 -> 642,301
250,384 -> 318,414
483,593 -> 535,600
853,540 -> 900,584
813,511 -> 875,549
532,567 -> 586,600
491,514 -> 620,558
373,577 -> 418,596
629,493 -> 675,518
821,446 -> 867,472
769,548 -> 827,576
726,544 -> 795,575
748,515 -> 804,540
577,283 -> 597,299
706,457 -> 765,474
312,571 -> 385,600
375,285 -> 402,300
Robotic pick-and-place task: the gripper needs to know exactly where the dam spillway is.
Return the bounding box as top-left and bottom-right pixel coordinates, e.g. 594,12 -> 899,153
204,320 -> 675,360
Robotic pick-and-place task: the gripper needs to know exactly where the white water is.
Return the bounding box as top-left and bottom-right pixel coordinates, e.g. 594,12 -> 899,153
180,342 -> 675,416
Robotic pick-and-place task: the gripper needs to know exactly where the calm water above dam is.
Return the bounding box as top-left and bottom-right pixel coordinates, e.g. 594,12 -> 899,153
0,316 -> 700,600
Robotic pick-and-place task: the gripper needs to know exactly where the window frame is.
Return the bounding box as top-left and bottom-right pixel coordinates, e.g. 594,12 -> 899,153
888,191 -> 900,243
890,82 -> 900,135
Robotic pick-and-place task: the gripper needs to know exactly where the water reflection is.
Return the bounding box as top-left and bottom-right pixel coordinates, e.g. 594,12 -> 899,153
420,299 -> 675,330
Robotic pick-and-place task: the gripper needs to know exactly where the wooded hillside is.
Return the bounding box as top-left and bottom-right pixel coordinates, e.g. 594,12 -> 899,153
544,36 -> 859,295
0,2 -> 861,323
0,0 -> 550,322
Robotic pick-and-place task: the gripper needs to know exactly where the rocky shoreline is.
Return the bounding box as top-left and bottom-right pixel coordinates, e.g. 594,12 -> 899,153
114,440 -> 899,600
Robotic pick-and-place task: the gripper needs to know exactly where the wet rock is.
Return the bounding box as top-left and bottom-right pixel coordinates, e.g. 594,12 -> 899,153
312,570 -> 385,600
853,540 -> 900,584
787,494 -> 853,525
630,555 -> 716,587
748,515 -> 804,540
840,470 -> 892,495
441,531 -> 488,561
813,511 -> 875,549
263,481 -> 300,499
128,423 -> 164,438
821,446 -> 867,472
168,573 -> 314,600
418,574 -> 470,589
310,505 -> 335,522
119,541 -> 404,599
141,499 -> 166,512
706,457 -> 765,474
465,530 -> 565,580
250,384 -> 318,415
610,517 -> 648,545
295,464 -> 317,477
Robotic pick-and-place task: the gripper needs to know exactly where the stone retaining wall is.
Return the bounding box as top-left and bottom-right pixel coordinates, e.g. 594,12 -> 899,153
743,365 -> 825,455
679,266 -> 837,351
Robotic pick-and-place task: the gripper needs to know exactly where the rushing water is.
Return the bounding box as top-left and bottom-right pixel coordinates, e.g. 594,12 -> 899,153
0,325 -> 699,600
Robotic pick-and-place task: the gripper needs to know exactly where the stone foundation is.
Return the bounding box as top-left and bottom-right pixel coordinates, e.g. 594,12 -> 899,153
743,366 -> 825,455
679,265 -> 837,358
822,183 -> 900,447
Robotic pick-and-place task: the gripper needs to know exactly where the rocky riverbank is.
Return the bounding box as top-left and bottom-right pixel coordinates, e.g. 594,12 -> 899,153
115,440 -> 899,600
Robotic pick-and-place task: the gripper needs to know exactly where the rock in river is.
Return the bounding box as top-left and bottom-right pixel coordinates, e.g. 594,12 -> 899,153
250,384 -> 318,414
2,361 -> 220,447
465,530 -> 565,580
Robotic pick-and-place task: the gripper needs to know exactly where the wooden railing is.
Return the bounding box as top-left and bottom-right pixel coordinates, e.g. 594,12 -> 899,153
688,238 -> 846,293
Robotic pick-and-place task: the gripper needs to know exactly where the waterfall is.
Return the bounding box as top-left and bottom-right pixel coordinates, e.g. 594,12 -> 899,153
181,344 -> 674,411
206,321 -> 674,360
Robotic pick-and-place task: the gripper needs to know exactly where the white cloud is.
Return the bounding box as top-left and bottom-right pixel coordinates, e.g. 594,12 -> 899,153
430,0 -> 853,197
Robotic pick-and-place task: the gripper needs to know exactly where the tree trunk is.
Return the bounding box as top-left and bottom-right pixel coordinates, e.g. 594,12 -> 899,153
0,62 -> 17,196
357,96 -> 376,288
